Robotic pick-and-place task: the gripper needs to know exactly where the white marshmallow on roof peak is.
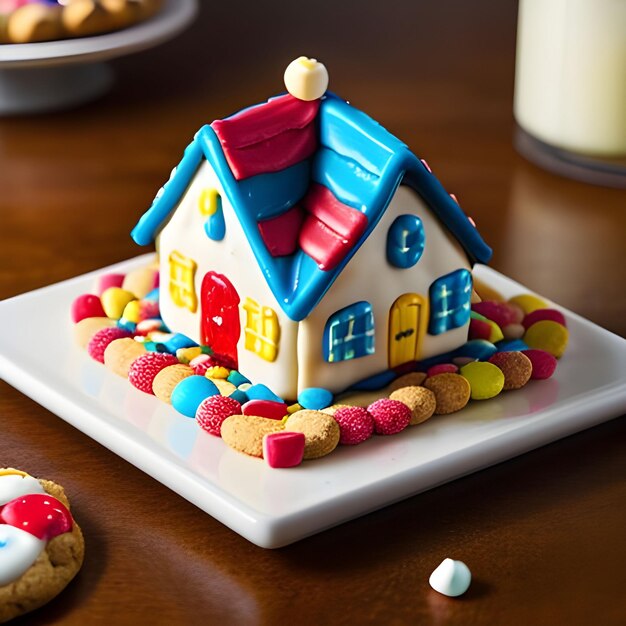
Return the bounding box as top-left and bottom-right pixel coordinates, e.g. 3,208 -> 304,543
429,558 -> 472,597
284,57 -> 329,101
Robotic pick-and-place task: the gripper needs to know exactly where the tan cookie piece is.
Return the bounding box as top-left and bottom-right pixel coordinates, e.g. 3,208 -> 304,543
284,410 -> 340,460
388,371 -> 427,393
489,352 -> 533,390
321,404 -> 352,416
103,337 -> 146,378
0,471 -> 85,623
62,0 -> 113,37
6,4 -> 63,44
221,414 -> 284,458
73,316 -> 116,348
424,373 -> 471,415
389,386 -> 436,425
100,0 -> 140,28
152,363 -> 194,403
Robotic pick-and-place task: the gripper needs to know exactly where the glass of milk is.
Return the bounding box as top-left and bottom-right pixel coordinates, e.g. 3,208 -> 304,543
514,0 -> 626,187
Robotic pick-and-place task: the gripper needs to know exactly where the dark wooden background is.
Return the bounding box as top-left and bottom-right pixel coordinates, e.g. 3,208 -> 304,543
1,1 -> 625,624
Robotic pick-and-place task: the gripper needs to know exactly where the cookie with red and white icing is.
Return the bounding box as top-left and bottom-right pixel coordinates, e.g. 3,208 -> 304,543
0,469 -> 84,623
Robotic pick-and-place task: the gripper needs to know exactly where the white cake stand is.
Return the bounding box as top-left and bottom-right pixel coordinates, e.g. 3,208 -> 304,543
0,0 -> 198,114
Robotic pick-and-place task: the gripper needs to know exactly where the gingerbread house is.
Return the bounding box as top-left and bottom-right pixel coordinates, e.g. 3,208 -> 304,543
131,59 -> 492,400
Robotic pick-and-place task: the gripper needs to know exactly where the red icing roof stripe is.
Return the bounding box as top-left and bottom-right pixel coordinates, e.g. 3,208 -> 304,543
218,124 -> 318,181
299,184 -> 369,271
299,216 -> 351,271
212,95 -> 320,149
301,183 -> 368,238
258,205 -> 305,257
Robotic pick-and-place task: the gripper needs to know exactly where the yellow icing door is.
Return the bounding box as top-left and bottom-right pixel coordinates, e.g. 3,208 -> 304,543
388,293 -> 429,368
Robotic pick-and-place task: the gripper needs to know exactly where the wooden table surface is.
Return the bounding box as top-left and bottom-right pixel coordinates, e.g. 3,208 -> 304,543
1,1 -> 625,624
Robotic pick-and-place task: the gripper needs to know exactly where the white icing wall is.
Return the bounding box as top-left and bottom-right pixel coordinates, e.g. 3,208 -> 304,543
297,185 -> 472,394
158,160 -> 299,398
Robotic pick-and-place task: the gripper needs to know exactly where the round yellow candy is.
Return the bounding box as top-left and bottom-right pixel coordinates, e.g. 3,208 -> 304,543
122,299 -> 140,323
101,287 -> 136,319
523,320 -> 569,358
508,293 -> 548,315
460,362 -> 505,400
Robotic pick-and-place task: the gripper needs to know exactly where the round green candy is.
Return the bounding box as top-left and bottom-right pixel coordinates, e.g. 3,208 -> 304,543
460,362 -> 505,400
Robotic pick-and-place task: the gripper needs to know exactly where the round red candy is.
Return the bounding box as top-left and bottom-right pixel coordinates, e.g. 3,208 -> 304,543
196,395 -> 242,436
87,327 -> 132,363
427,363 -> 459,377
522,349 -> 558,380
367,398 -> 411,436
522,308 -> 567,330
71,293 -> 106,323
128,352 -> 179,394
0,493 -> 73,540
333,406 -> 375,445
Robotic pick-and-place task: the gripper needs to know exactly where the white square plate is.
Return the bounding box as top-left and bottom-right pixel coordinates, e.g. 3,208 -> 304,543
1,255 -> 625,548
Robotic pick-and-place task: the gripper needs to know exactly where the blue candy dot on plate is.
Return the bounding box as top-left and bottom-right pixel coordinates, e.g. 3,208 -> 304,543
456,339 -> 497,361
228,389 -> 248,404
227,370 -> 251,387
171,376 -> 219,418
298,387 -> 333,411
496,339 -> 529,352
245,384 -> 283,403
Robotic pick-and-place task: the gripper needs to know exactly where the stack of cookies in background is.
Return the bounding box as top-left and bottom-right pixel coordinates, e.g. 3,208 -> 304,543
0,0 -> 162,43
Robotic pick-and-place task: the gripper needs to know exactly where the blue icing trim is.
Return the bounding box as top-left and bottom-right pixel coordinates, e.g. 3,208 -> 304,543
131,139 -> 204,245
348,369 -> 397,391
387,214 -> 425,268
312,147 -> 378,212
456,339 -> 497,360
159,333 -> 198,353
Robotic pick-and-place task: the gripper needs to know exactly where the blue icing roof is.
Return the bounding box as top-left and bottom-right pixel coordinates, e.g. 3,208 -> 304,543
132,94 -> 492,322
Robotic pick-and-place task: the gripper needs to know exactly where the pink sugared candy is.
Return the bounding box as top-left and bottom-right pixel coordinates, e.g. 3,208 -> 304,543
333,406 -> 374,445
189,353 -> 221,375
71,293 -> 106,323
242,399 -> 288,420
128,352 -> 179,394
94,272 -> 125,296
0,494 -> 73,540
367,398 -> 411,435
263,432 -> 305,468
196,395 -> 242,436
522,349 -> 558,380
427,363 -> 459,377
472,301 -> 519,328
522,308 -> 567,330
87,327 -> 132,363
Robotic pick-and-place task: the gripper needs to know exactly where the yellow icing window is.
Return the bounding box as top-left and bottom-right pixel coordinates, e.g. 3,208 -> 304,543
168,250 -> 198,313
243,297 -> 280,362
198,188 -> 221,216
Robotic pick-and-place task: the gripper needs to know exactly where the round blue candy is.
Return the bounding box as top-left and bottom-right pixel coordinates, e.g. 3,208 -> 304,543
245,383 -> 283,403
298,387 -> 333,411
170,375 -> 219,418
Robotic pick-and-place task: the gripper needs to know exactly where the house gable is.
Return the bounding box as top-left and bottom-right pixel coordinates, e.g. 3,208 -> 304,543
132,94 -> 492,326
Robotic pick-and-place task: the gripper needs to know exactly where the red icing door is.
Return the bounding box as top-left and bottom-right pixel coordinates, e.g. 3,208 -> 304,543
200,271 -> 240,369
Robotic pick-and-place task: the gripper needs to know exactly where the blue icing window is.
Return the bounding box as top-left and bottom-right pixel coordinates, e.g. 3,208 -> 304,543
428,269 -> 473,335
386,214 -> 425,268
323,301 -> 375,362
